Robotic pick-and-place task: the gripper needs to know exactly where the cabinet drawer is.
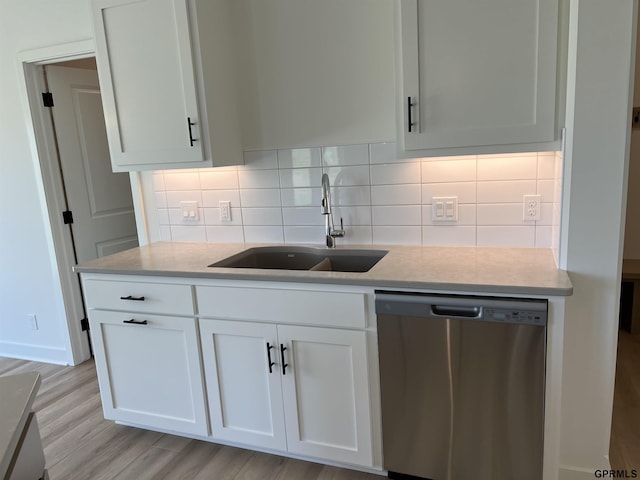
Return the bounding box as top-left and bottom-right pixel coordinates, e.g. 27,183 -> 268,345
196,285 -> 366,329
83,278 -> 194,315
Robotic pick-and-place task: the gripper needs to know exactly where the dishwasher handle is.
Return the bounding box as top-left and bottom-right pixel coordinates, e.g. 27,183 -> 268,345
431,304 -> 482,318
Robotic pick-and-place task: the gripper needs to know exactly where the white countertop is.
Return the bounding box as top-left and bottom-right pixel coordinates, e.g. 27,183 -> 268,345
73,242 -> 573,296
0,372 -> 41,479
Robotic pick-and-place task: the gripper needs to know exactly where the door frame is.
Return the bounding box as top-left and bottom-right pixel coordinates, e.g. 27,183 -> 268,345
17,40 -> 148,365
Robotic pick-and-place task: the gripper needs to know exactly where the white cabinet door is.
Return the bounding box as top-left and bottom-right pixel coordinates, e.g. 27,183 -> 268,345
92,0 -> 204,171
398,0 -> 559,153
89,310 -> 208,436
199,319 -> 287,451
278,325 -> 373,467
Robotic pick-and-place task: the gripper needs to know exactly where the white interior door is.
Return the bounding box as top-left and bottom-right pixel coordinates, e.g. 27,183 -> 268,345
46,65 -> 138,264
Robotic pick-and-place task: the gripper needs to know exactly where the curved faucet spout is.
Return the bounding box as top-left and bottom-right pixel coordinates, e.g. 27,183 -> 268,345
321,173 -> 331,215
320,173 -> 345,247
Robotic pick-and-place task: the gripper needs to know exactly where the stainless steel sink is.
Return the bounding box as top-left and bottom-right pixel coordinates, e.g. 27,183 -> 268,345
209,246 -> 388,273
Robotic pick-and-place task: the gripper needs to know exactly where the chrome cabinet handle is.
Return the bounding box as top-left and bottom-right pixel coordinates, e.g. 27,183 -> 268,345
123,319 -> 148,325
120,295 -> 145,301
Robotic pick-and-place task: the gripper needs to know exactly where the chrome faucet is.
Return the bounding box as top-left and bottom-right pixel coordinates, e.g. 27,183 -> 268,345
321,173 -> 345,248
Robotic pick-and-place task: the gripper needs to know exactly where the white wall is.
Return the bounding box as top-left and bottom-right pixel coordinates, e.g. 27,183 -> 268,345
0,0 -> 92,364
559,0 -> 636,478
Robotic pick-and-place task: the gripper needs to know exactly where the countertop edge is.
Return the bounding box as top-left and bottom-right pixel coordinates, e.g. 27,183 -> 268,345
73,265 -> 573,297
0,372 -> 41,479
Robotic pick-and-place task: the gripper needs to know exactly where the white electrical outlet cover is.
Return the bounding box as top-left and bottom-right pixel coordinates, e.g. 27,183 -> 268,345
523,195 -> 541,221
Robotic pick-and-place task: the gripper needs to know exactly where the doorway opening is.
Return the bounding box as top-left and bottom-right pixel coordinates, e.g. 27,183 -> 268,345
20,41 -> 141,365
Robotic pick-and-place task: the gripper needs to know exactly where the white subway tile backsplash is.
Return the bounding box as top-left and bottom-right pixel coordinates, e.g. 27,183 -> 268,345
324,165 -> 370,187
370,162 -> 421,185
422,159 -> 476,183
332,186 -> 371,206
240,189 -> 282,208
206,226 -> 245,243
333,206 -> 372,226
477,156 -> 537,181
170,225 -> 207,242
422,182 -> 476,204
342,226 -> 373,245
373,226 -> 421,245
537,179 -> 554,200
243,150 -> 278,169
477,226 -> 535,247
282,207 -> 323,226
372,184 -> 420,205
284,226 -> 325,244
155,192 -> 168,209
201,189 -> 241,208
200,170 -> 239,190
159,225 -> 172,242
163,171 -> 201,191
153,144 -> 562,249
152,173 -> 165,191
279,167 -> 323,189
372,205 -> 421,226
422,226 -> 476,246
238,169 -> 280,189
537,154 -> 556,179
322,144 -> 369,167
165,190 -> 203,208
241,207 -> 283,226
476,204 -> 523,226
244,226 -> 284,243
477,180 -> 536,203
535,226 -> 553,248
280,188 -> 322,207
278,148 -> 322,169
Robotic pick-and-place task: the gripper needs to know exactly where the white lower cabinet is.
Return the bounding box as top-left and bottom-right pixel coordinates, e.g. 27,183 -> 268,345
89,309 -> 209,436
199,320 -> 287,450
199,320 -> 373,468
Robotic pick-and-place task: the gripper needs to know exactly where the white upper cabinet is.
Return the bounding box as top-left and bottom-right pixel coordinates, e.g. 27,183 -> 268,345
235,0 -> 396,150
92,0 -> 243,171
397,0 -> 561,156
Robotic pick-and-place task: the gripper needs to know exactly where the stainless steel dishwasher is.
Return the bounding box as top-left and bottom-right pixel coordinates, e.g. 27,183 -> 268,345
375,291 -> 547,480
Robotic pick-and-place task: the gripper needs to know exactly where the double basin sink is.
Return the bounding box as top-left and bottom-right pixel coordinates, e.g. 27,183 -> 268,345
209,246 -> 388,273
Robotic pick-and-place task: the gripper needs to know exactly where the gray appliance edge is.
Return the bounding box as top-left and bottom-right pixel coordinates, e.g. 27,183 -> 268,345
375,291 -> 547,480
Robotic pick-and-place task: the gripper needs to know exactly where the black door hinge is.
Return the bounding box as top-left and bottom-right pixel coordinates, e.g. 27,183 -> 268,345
81,318 -> 90,331
42,92 -> 54,107
62,210 -> 74,224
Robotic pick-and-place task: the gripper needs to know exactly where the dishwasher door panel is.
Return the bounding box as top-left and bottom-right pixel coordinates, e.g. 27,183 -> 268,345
377,314 -> 545,480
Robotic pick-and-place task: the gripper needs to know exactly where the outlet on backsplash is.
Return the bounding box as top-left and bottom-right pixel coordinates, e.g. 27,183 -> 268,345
151,144 -> 563,249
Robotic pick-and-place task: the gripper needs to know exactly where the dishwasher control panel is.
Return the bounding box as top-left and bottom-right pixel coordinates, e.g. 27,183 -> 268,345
485,308 -> 546,326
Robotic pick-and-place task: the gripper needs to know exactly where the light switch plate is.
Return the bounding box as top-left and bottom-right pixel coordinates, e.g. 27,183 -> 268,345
180,201 -> 199,222
431,196 -> 458,222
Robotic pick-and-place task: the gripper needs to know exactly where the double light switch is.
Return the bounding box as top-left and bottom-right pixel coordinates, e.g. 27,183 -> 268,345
431,196 -> 458,222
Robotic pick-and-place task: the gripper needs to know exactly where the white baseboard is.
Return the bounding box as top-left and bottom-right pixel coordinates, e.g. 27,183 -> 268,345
0,341 -> 70,365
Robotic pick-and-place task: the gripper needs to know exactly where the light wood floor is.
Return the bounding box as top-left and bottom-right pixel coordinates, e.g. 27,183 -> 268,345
609,331 -> 640,470
0,357 -> 381,480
